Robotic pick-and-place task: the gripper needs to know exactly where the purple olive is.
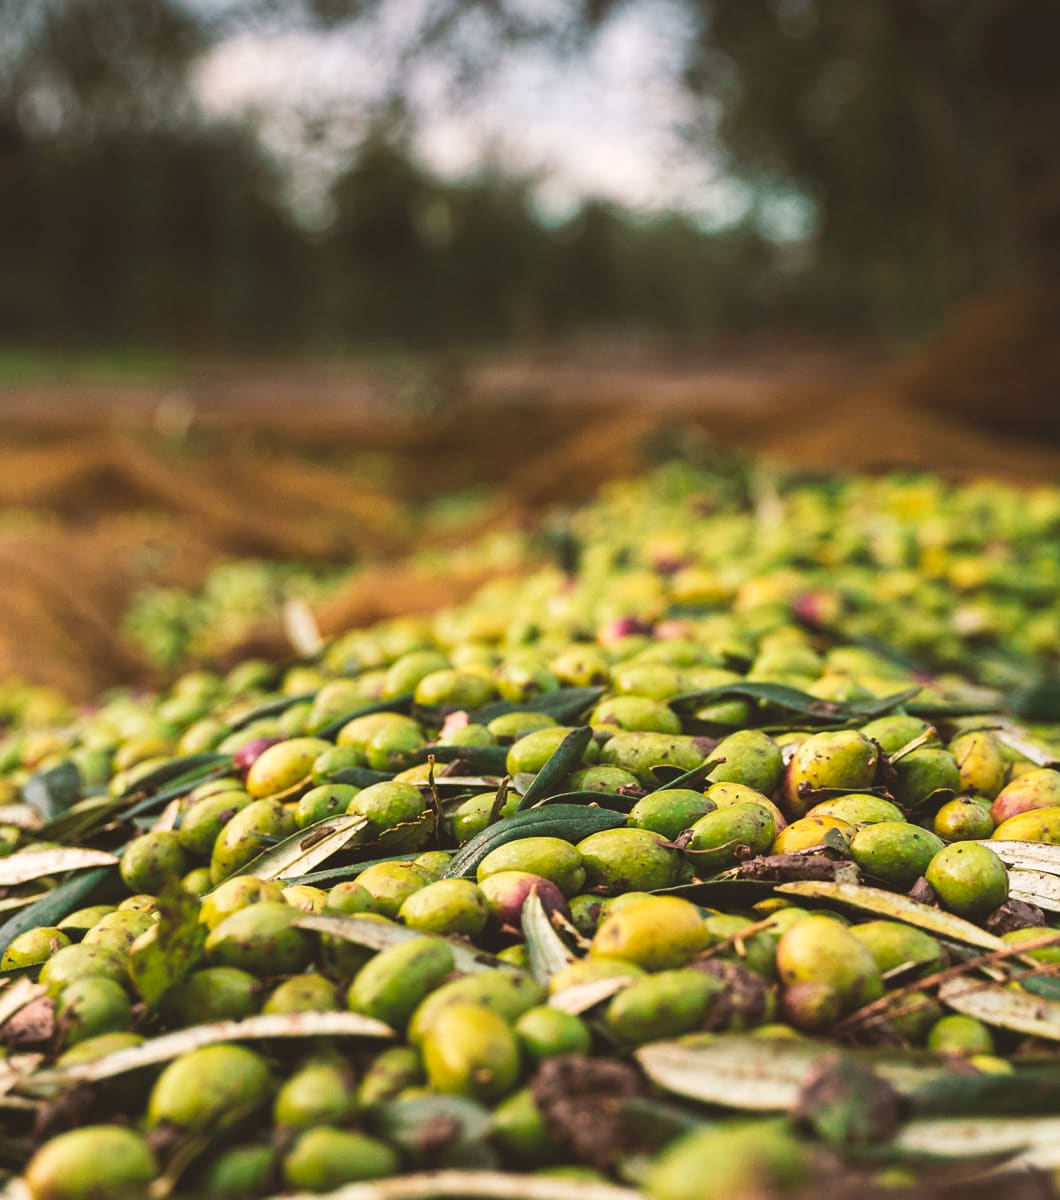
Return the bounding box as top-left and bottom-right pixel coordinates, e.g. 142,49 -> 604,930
477,871 -> 572,930
233,737 -> 283,777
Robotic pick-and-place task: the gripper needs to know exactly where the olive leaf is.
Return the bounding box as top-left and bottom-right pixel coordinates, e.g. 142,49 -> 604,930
910,1067 -> 1060,1117
227,691 -> 318,732
937,978 -> 1060,1041
636,1035 -> 948,1113
123,761 -> 235,820
776,881 -> 1007,951
0,867 -> 115,959
236,812 -> 370,882
41,796 -> 124,843
294,914 -> 518,976
129,881 -> 206,1009
116,753 -> 232,802
894,1115 -> 1060,1169
398,744 -> 509,774
283,853 -> 417,888
328,766 -> 394,788
443,806 -> 627,879
269,1168 -> 643,1200
0,978 -> 44,1031
21,761 -> 81,822
516,727 -> 594,812
313,693 -> 415,740
19,1011 -> 395,1093
532,790 -> 635,812
1006,868 -> 1060,913
635,1034 -> 821,1111
521,890 -> 575,986
548,975 -> 635,1016
0,848 -> 117,888
0,805 -> 42,832
991,729 -> 1059,769
469,687 -> 607,726
669,683 -> 920,724
982,842 -> 1060,875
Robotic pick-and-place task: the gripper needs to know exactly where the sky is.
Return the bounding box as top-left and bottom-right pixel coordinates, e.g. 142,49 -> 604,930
192,0 -> 757,231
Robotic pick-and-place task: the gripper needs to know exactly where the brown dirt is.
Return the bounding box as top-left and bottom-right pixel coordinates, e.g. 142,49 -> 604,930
0,341 -> 1057,700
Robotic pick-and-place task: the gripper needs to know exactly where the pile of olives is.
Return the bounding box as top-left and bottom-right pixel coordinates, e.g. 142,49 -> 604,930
0,462 -> 1059,1200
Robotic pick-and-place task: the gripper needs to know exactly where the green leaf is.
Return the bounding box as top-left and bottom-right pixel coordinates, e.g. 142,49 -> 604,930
227,691 -> 318,732
282,854 -> 417,887
937,978 -> 1060,1041
521,890 -> 575,986
123,761 -> 235,820
236,813 -> 370,882
328,766 -> 393,789
0,847 -> 117,887
1021,976 -> 1060,1002
19,1011 -> 395,1093
314,694 -> 415,741
41,795 -> 124,843
398,745 -> 509,774
776,881 -> 1007,951
442,805 -> 627,879
910,1068 -> 1060,1117
469,687 -> 607,726
669,684 -> 920,723
117,753 -> 232,802
129,880 -> 206,1008
0,867 -> 114,959
532,790 -> 636,812
22,761 -> 81,822
516,727 -> 594,812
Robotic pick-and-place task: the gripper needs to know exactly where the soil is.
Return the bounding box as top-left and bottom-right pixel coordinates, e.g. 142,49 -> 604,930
0,340 -> 1057,699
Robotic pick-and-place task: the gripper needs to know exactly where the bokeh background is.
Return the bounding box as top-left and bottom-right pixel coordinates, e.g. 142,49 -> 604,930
1,0 -> 1058,701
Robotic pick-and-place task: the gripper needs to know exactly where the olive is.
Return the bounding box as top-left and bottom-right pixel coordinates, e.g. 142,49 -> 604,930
179,789 -> 254,855
282,1127 -> 398,1190
577,827 -> 679,893
1,926 -> 71,970
927,1014 -> 995,1056
274,1057 -> 358,1128
209,799 -> 297,884
933,797 -> 995,841
590,895 -> 708,970
398,878 -> 488,937
346,780 -> 425,834
849,821 -> 945,890
25,1126 -> 158,1200
82,909 -> 154,955
161,967 -> 261,1025
605,969 -> 722,1044
263,973 -> 338,1014
775,915 -> 883,1012
119,830 -> 188,894
422,1002 -> 521,1100
925,842 -> 1009,918
628,789 -> 716,839
39,944 -> 129,998
514,1006 -> 592,1063
55,976 -> 133,1046
199,876 -> 286,931
148,1043 -> 271,1131
477,837 -> 586,897
204,901 -> 312,975
348,936 -> 455,1030
356,861 -> 432,918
